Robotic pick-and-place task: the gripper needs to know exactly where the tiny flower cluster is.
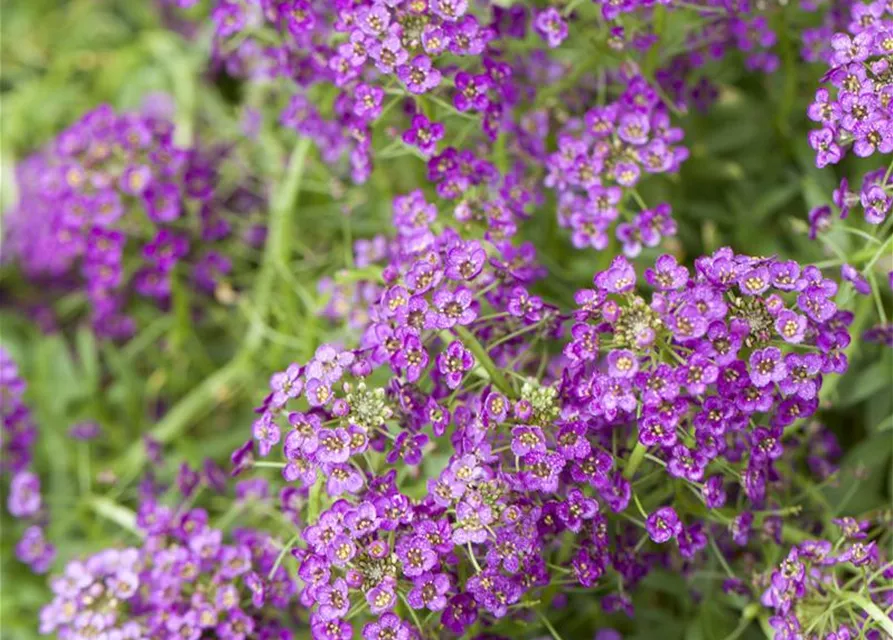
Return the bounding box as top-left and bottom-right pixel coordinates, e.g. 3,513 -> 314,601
1,347 -> 55,574
243,225 -> 855,636
546,76 -> 687,253
3,104 -> 239,339
807,2 -> 893,225
199,0 -> 706,246
568,249 -> 851,505
39,462 -> 299,639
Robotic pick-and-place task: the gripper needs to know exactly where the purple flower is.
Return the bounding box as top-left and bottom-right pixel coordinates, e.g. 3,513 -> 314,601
15,526 -> 55,574
854,118 -> 893,157
357,3 -> 390,37
387,432 -> 429,466
646,506 -> 682,544
778,353 -> 823,400
830,31 -> 871,65
510,425 -> 546,457
807,205 -> 832,239
638,414 -> 677,448
617,112 -> 651,145
252,413 -> 280,457
143,182 -> 182,223
808,127 -> 842,167
534,8 -> 568,48
363,613 -> 411,640
269,363 -> 303,408
453,72 -> 491,112
749,347 -> 787,388
595,256 -> 636,293
441,593 -> 478,634
312,616 -> 353,640
506,286 -> 543,322
841,264 -> 871,295
645,254 -> 688,290
366,578 -> 398,615
775,310 -> 807,343
407,572 -> 451,611
607,349 -> 639,379
305,378 -> 333,407
860,184 -> 891,224
807,88 -> 841,125
403,114 -> 445,157
8,471 -> 41,518
436,340 -> 474,389
353,83 -> 384,120
431,0 -> 468,21
306,345 -> 354,384
397,56 -> 443,95
392,333 -> 429,382
428,287 -> 476,328
556,488 -> 598,532
703,475 -> 727,509
316,428 -> 351,464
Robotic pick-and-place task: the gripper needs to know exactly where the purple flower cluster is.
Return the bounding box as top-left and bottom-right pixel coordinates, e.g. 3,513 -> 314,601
199,0 -> 705,243
1,347 -> 55,573
2,104 -> 238,338
567,250 -> 850,499
547,76 -> 687,253
39,467 -> 298,639
242,183 -> 854,634
761,517 -> 893,639
207,0 -> 504,183
806,2 -> 893,224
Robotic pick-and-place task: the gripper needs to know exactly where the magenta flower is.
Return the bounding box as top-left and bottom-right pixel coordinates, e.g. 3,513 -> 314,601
748,347 -> 788,388
646,506 -> 683,544
397,56 -> 442,95
437,340 -> 474,389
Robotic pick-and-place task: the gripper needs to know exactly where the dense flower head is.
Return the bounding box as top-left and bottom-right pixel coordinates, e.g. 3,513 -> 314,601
806,2 -> 893,225
194,0 -> 709,247
242,231 -> 854,634
2,103 -> 248,339
39,461 -> 298,639
547,76 -> 688,254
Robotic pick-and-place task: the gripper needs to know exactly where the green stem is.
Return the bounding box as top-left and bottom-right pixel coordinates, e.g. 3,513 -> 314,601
536,611 -> 566,640
269,532 -> 301,580
624,441 -> 647,479
452,326 -> 512,396
841,592 -> 893,637
88,496 -> 143,539
254,460 -> 287,469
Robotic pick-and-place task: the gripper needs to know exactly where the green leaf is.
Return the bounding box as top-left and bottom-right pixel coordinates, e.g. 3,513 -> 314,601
75,326 -> 99,394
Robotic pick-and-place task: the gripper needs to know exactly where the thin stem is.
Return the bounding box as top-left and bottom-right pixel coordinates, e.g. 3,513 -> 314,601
269,533 -> 301,580
453,326 -> 512,396
708,534 -> 735,579
253,460 -> 287,469
841,592 -> 893,637
624,442 -> 648,479
466,542 -> 482,573
536,610 -> 566,640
